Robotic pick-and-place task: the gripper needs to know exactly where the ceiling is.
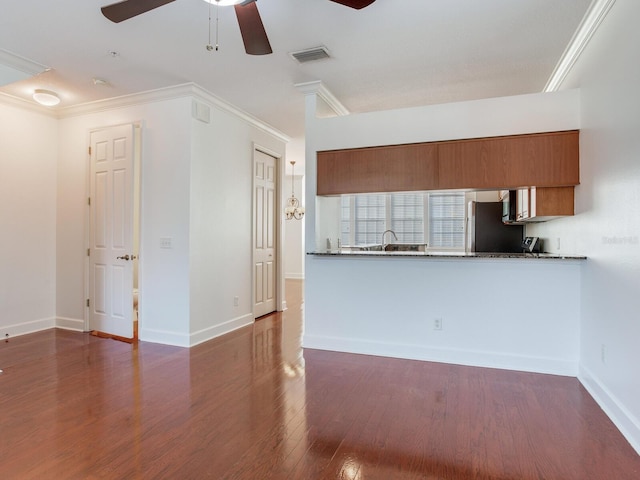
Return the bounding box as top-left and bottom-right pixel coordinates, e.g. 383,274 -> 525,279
1,0 -> 591,163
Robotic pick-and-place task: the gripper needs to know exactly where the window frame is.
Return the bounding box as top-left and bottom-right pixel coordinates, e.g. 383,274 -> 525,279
340,191 -> 474,252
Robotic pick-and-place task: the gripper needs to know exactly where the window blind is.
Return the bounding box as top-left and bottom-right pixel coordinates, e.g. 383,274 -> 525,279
353,194 -> 385,245
428,193 -> 465,248
391,193 -> 424,243
341,191 -> 465,249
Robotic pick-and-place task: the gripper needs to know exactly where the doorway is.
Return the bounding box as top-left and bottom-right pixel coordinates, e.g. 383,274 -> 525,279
86,123 -> 141,339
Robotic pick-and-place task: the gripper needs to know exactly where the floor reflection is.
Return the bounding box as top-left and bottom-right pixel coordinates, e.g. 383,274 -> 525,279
3,280 -> 640,479
280,279 -> 305,378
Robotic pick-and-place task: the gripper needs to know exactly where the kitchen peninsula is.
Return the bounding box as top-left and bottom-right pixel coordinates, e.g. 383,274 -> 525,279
305,248 -> 584,376
303,88 -> 583,379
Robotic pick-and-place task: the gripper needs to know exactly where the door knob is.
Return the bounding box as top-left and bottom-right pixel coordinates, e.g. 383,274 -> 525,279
116,254 -> 130,261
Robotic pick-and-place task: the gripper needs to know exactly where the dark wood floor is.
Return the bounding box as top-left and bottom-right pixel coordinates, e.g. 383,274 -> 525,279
1,280 -> 639,479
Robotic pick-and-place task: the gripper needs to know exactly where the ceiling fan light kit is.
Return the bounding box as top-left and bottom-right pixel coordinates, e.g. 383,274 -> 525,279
204,0 -> 244,5
100,0 -> 376,55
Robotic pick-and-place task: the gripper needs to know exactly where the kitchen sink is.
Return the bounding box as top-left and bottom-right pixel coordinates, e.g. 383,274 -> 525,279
349,244 -> 427,252
384,243 -> 427,252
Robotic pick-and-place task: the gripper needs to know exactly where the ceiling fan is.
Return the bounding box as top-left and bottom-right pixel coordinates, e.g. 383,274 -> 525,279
101,0 -> 377,55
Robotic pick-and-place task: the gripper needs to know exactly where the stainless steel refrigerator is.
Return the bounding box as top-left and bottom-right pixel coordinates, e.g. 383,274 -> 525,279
466,201 -> 524,253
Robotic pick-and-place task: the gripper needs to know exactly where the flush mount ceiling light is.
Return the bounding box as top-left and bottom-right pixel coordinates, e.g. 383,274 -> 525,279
32,89 -> 60,107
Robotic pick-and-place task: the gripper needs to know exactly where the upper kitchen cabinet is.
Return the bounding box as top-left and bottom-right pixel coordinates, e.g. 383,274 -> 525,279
317,130 -> 579,195
516,186 -> 575,222
437,131 -> 579,190
317,142 -> 438,195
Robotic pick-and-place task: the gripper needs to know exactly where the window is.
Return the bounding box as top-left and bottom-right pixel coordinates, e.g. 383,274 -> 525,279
427,192 -> 466,249
341,191 -> 466,250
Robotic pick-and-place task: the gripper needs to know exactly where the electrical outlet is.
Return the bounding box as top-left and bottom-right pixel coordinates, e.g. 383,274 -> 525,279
557,237 -> 561,250
434,318 -> 443,331
160,237 -> 173,249
233,296 -> 239,307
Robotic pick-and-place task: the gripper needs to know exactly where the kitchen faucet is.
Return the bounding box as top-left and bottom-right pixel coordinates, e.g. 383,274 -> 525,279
381,229 -> 398,251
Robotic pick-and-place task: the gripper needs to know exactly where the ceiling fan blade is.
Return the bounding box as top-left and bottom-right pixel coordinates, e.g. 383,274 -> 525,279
328,0 -> 376,9
101,0 -> 175,23
234,1 -> 272,55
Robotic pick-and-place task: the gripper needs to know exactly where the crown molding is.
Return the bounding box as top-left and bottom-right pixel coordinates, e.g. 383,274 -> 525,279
2,82 -> 289,142
544,0 -> 616,92
294,80 -> 349,116
0,49 -> 48,77
55,83 -> 196,118
189,84 -> 290,143
0,91 -> 58,117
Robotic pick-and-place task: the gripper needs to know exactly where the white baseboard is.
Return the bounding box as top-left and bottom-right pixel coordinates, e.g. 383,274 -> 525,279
138,328 -> 191,347
56,317 -> 85,332
138,314 -> 254,348
1,317 -> 56,339
189,313 -> 254,347
303,334 -> 578,377
579,365 -> 640,455
285,273 -> 305,280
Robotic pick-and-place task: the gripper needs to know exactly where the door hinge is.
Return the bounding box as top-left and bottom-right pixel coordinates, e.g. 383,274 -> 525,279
87,197 -> 91,206
87,248 -> 90,257
86,299 -> 90,308
88,146 -> 92,155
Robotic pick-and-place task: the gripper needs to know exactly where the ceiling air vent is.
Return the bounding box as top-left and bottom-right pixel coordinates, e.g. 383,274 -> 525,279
290,46 -> 331,64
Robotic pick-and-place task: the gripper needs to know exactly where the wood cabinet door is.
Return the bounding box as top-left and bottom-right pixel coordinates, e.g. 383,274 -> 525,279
530,186 -> 575,218
437,131 -> 579,190
317,130 -> 579,195
317,142 -> 438,195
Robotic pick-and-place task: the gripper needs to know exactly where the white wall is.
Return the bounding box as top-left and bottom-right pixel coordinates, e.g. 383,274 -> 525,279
306,90 -> 580,253
527,0 -> 640,453
303,90 -> 582,376
0,102 -> 58,336
57,88 -> 287,347
3,84 -> 286,347
306,256 -> 581,375
57,95 -> 194,343
189,100 -> 286,345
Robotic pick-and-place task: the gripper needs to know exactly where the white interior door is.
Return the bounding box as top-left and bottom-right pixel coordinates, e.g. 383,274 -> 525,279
89,124 -> 135,338
254,150 -> 277,318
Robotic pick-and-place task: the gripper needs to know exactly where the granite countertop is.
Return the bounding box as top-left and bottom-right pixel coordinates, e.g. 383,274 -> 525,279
308,251 -> 587,260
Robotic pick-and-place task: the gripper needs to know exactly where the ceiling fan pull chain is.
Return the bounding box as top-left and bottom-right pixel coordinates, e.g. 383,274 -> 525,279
215,2 -> 220,51
206,1 -> 214,51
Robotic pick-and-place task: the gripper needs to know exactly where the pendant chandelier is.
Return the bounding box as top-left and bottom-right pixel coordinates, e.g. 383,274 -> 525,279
285,161 -> 305,220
